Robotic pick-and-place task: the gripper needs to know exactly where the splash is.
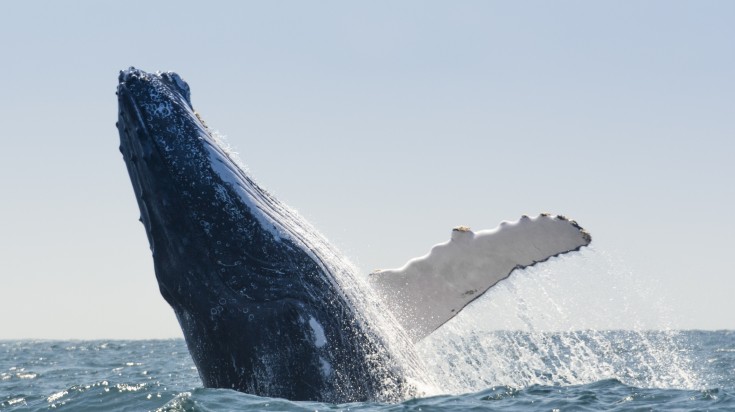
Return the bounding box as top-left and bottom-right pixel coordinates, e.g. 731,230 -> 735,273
192,131 -> 699,397
417,249 -> 702,393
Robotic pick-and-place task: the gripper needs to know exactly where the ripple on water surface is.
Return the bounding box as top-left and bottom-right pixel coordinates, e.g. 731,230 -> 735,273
1,333 -> 734,411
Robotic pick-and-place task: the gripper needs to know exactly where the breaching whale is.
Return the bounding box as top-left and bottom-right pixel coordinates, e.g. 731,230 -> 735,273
116,67 -> 591,402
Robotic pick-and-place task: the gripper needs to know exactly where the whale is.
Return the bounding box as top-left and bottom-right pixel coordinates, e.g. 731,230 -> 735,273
116,67 -> 592,402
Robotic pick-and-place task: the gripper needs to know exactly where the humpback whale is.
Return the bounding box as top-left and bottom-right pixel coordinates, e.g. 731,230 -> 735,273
116,67 -> 591,402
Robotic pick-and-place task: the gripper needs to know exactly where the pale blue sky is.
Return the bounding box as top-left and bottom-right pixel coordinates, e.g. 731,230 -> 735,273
1,1 -> 732,339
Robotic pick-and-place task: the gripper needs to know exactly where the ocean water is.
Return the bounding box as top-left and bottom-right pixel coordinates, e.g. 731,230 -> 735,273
1,330 -> 733,411
2,249 -> 731,410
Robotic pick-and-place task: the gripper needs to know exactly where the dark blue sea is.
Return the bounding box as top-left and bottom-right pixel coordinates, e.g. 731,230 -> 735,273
1,330 -> 733,411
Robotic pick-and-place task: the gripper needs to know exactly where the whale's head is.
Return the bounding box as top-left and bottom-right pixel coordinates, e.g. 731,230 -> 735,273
116,67 -> 314,306
117,68 -> 195,151
116,67 -> 203,202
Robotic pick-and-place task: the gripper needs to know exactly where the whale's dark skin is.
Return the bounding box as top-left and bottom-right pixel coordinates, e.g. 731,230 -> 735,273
116,68 -> 417,402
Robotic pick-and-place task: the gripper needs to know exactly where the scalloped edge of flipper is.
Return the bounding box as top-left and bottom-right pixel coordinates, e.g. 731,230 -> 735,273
368,214 -> 591,342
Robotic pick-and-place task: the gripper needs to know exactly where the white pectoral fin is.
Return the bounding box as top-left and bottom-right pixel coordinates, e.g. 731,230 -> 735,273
369,214 -> 592,342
